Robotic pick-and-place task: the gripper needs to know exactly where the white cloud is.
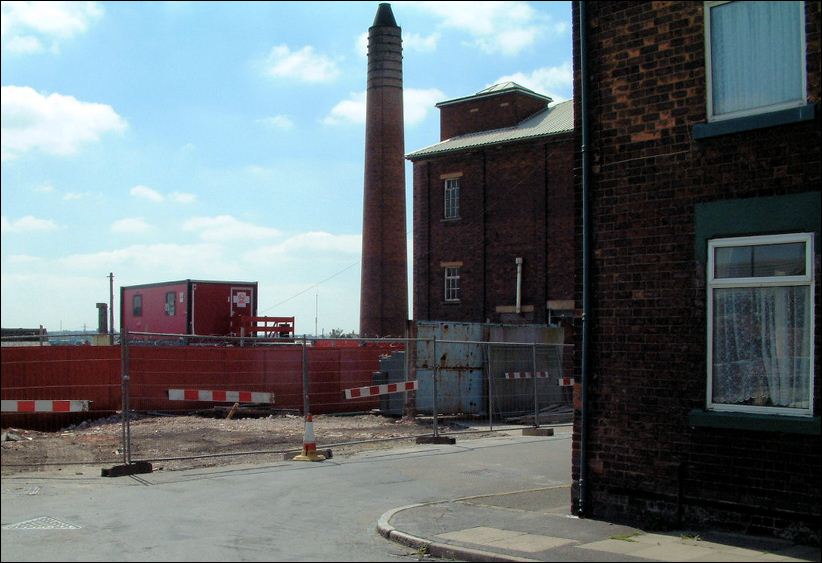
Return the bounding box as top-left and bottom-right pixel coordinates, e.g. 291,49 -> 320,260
182,215 -> 281,242
323,91 -> 367,126
403,32 -> 441,53
405,1 -> 565,56
169,192 -> 196,204
130,185 -> 164,202
257,114 -> 295,130
55,243 -> 233,277
494,61 -> 574,101
323,88 -> 444,126
63,191 -> 94,201
1,85 -> 127,161
33,182 -> 55,193
129,185 -> 195,204
8,254 -> 42,264
244,232 -> 361,262
1,215 -> 58,233
404,88 -> 446,125
111,217 -> 152,234
262,44 -> 341,83
1,1 -> 104,54
356,32 -> 368,58
4,34 -> 44,54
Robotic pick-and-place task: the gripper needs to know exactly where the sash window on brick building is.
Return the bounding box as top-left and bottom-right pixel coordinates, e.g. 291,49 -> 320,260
707,233 -> 814,416
444,267 -> 460,302
705,1 -> 806,121
444,178 -> 460,219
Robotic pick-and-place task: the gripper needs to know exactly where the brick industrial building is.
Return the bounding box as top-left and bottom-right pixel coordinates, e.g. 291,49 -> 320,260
407,83 -> 575,326
572,1 -> 820,543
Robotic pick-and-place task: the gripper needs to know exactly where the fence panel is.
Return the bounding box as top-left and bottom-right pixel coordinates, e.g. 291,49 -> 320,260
2,331 -> 574,472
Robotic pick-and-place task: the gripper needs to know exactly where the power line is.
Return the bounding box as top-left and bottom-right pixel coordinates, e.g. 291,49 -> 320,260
261,260 -> 359,313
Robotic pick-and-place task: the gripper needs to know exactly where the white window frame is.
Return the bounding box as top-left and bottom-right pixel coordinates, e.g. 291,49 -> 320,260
444,267 -> 461,302
444,178 -> 460,219
704,0 -> 807,122
706,232 -> 815,416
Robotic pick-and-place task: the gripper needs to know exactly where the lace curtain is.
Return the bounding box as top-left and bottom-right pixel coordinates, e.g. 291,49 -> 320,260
713,285 -> 811,409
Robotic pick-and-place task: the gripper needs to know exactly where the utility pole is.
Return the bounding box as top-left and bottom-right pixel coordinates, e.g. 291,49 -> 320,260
315,291 -> 318,337
109,272 -> 114,345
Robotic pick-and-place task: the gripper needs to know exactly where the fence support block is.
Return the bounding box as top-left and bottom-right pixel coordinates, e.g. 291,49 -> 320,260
522,427 -> 554,437
415,436 -> 456,444
101,461 -> 153,477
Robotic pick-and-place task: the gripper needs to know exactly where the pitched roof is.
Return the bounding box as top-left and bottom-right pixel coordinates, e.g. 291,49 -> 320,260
406,99 -> 574,160
435,81 -> 552,108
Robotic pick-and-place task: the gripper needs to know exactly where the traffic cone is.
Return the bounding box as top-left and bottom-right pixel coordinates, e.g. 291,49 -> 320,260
293,414 -> 325,462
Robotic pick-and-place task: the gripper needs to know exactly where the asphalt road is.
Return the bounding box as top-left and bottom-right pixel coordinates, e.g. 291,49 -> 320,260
1,428 -> 572,562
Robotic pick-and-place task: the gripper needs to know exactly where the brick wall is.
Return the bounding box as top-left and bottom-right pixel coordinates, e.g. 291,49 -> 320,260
412,134 -> 574,325
572,1 -> 821,544
439,90 -> 550,140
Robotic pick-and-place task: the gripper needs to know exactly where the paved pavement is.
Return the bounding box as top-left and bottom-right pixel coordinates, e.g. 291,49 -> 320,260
2,425 -> 820,562
375,429 -> 821,563
377,486 -> 822,562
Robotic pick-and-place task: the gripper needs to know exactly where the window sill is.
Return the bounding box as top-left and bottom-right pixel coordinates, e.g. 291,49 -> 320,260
692,103 -> 816,140
441,217 -> 462,223
443,300 -> 461,305
688,409 -> 820,435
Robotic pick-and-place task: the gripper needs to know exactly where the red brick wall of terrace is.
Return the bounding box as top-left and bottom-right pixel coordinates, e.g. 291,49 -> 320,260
412,134 -> 574,325
1,345 -> 391,431
571,1 -> 821,543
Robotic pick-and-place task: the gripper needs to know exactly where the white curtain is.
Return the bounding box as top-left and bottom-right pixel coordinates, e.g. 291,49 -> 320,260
713,286 -> 810,409
710,1 -> 803,116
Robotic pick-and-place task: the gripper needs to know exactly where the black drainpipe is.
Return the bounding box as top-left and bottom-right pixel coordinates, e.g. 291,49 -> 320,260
578,0 -> 592,519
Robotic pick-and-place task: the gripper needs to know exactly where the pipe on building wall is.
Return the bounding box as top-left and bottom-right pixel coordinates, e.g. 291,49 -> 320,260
578,0 -> 592,519
515,257 -> 523,313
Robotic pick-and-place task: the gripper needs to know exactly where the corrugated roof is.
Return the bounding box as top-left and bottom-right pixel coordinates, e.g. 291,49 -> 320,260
406,99 -> 574,160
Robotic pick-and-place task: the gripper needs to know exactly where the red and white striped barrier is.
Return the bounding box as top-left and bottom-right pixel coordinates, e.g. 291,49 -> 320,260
1,400 -> 90,413
504,371 -> 550,380
167,389 -> 274,404
344,380 -> 417,400
557,377 -> 575,387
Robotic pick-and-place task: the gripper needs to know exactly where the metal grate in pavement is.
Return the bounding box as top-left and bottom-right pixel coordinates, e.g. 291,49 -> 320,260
3,516 -> 81,530
2,486 -> 41,496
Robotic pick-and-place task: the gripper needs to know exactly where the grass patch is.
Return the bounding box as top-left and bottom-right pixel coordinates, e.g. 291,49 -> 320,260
610,532 -> 642,542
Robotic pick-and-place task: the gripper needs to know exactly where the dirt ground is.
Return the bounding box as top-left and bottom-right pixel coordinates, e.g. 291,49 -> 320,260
1,412 -> 490,476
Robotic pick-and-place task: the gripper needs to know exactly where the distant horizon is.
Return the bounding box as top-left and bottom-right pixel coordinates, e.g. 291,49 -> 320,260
1,1 -> 574,335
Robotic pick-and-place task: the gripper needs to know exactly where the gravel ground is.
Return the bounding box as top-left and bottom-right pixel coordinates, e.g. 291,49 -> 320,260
1,412 -> 488,475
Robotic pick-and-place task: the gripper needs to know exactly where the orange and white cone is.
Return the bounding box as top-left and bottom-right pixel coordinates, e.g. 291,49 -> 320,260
293,414 -> 325,462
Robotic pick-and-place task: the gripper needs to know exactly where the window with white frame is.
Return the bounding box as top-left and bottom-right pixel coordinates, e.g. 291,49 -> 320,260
444,178 -> 460,219
705,1 -> 806,122
707,233 -> 814,416
444,267 -> 461,302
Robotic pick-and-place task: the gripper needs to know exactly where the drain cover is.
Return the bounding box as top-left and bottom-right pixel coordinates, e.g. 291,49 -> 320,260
2,486 -> 41,496
3,516 -> 81,530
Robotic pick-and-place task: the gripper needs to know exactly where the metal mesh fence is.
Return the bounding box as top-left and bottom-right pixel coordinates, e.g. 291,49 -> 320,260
1,330 -> 573,471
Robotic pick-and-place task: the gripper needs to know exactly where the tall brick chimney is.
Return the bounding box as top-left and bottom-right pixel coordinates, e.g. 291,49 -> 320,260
359,3 -> 408,338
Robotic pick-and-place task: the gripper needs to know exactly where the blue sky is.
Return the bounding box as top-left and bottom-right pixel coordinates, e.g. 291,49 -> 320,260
1,1 -> 573,335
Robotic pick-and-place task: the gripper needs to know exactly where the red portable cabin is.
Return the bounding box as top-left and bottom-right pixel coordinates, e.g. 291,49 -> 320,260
121,279 -> 258,337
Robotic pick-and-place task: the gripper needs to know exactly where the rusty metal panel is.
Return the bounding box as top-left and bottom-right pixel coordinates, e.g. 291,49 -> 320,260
413,321 -> 485,415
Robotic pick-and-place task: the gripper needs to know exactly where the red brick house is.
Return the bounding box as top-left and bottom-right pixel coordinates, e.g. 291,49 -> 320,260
407,83 -> 575,326
572,1 -> 820,543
